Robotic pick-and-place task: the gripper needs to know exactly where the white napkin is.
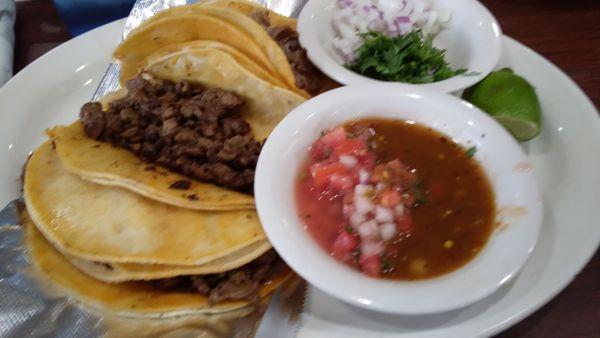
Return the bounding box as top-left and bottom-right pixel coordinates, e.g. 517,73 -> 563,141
0,0 -> 15,87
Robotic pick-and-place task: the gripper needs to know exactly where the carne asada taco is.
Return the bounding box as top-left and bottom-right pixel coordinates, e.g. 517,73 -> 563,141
24,141 -> 266,265
204,0 -> 297,30
63,238 -> 272,283
133,5 -> 300,94
114,14 -> 277,87
50,122 -> 256,211
26,215 -> 290,317
144,41 -> 288,89
52,54 -> 304,208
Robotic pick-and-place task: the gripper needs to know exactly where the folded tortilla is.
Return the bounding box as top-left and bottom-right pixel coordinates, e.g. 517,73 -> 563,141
114,14 -> 277,86
125,5 -> 299,94
144,48 -> 305,140
204,0 -> 297,30
144,41 -> 288,89
63,238 -> 272,283
24,141 -> 266,265
26,216 -> 289,317
49,122 -> 255,211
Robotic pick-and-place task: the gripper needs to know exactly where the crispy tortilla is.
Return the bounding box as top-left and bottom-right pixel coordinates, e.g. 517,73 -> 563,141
144,48 -> 305,140
131,5 -> 300,94
114,14 -> 277,86
26,217 -> 289,317
63,239 -> 272,283
49,122 -> 255,211
24,141 -> 266,265
205,0 -> 297,30
144,41 -> 288,89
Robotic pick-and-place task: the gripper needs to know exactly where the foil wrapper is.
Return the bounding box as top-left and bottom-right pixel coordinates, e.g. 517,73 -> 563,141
1,0 -> 310,336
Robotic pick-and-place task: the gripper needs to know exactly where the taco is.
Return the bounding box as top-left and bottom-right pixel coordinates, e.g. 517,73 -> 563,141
204,0 -> 297,30
55,51 -> 304,208
132,5 -> 300,94
50,122 -> 256,211
114,14 -> 278,87
26,214 -> 290,317
144,40 -> 289,89
24,141 -> 266,265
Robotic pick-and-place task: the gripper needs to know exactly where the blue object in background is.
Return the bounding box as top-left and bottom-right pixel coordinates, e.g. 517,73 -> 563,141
53,0 -> 136,36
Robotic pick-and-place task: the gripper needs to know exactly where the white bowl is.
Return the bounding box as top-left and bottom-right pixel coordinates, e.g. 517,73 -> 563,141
255,84 -> 542,314
297,0 -> 502,93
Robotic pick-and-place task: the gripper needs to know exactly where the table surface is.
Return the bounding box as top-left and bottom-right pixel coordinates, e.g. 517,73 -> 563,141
11,0 -> 600,336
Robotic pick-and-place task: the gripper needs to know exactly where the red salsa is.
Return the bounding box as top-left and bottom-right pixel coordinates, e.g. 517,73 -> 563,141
295,118 -> 495,280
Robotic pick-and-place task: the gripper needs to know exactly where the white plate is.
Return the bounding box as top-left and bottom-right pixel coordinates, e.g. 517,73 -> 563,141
0,20 -> 598,337
298,0 -> 502,93
256,83 -> 542,314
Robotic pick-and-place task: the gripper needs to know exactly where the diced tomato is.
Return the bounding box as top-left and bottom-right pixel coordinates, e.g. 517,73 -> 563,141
331,230 -> 358,261
380,190 -> 402,207
334,138 -> 369,158
310,127 -> 347,160
370,166 -> 386,184
320,127 -> 347,145
310,161 -> 348,187
397,214 -> 413,233
309,143 -> 330,160
360,255 -> 381,277
357,154 -> 376,171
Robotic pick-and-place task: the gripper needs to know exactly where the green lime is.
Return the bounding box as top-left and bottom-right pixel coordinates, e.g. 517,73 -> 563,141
462,68 -> 542,141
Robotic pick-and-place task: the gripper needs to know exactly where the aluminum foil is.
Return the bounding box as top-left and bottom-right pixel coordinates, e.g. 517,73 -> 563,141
1,0 -> 310,336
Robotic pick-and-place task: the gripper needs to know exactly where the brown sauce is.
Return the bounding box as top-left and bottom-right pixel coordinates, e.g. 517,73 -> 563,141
349,118 -> 495,279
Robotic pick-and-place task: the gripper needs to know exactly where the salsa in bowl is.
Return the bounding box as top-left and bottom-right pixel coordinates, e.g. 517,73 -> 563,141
296,119 -> 496,280
255,84 -> 542,314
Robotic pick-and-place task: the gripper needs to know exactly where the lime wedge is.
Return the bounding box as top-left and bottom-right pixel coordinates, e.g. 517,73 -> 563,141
462,68 -> 542,141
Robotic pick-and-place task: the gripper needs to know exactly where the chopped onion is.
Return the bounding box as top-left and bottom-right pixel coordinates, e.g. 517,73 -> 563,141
355,184 -> 373,196
332,0 -> 451,62
354,193 -> 374,214
358,220 -> 379,239
361,241 -> 383,256
350,211 -> 366,227
359,169 -> 370,184
375,205 -> 394,223
339,155 -> 358,169
379,222 -> 397,240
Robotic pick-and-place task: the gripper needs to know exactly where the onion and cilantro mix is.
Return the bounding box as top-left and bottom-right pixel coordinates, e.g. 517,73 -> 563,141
346,30 -> 467,83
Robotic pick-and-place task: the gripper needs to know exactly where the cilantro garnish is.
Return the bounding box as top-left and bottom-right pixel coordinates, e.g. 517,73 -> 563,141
466,146 -> 477,158
346,30 -> 467,83
381,259 -> 394,273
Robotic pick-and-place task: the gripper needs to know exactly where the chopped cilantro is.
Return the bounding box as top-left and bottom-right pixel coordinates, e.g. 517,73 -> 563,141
466,146 -> 477,158
415,194 -> 428,206
381,259 -> 394,273
346,30 -> 467,84
344,225 -> 354,234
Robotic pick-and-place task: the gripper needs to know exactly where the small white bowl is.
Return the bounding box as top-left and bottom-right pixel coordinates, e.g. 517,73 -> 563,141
297,0 -> 502,93
255,84 -> 542,314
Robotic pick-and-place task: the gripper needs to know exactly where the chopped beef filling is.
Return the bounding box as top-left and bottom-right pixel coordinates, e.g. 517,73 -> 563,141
152,250 -> 284,305
251,10 -> 323,95
80,75 -> 262,192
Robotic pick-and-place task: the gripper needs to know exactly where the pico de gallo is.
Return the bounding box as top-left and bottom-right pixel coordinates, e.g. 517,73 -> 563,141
296,118 -> 495,280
